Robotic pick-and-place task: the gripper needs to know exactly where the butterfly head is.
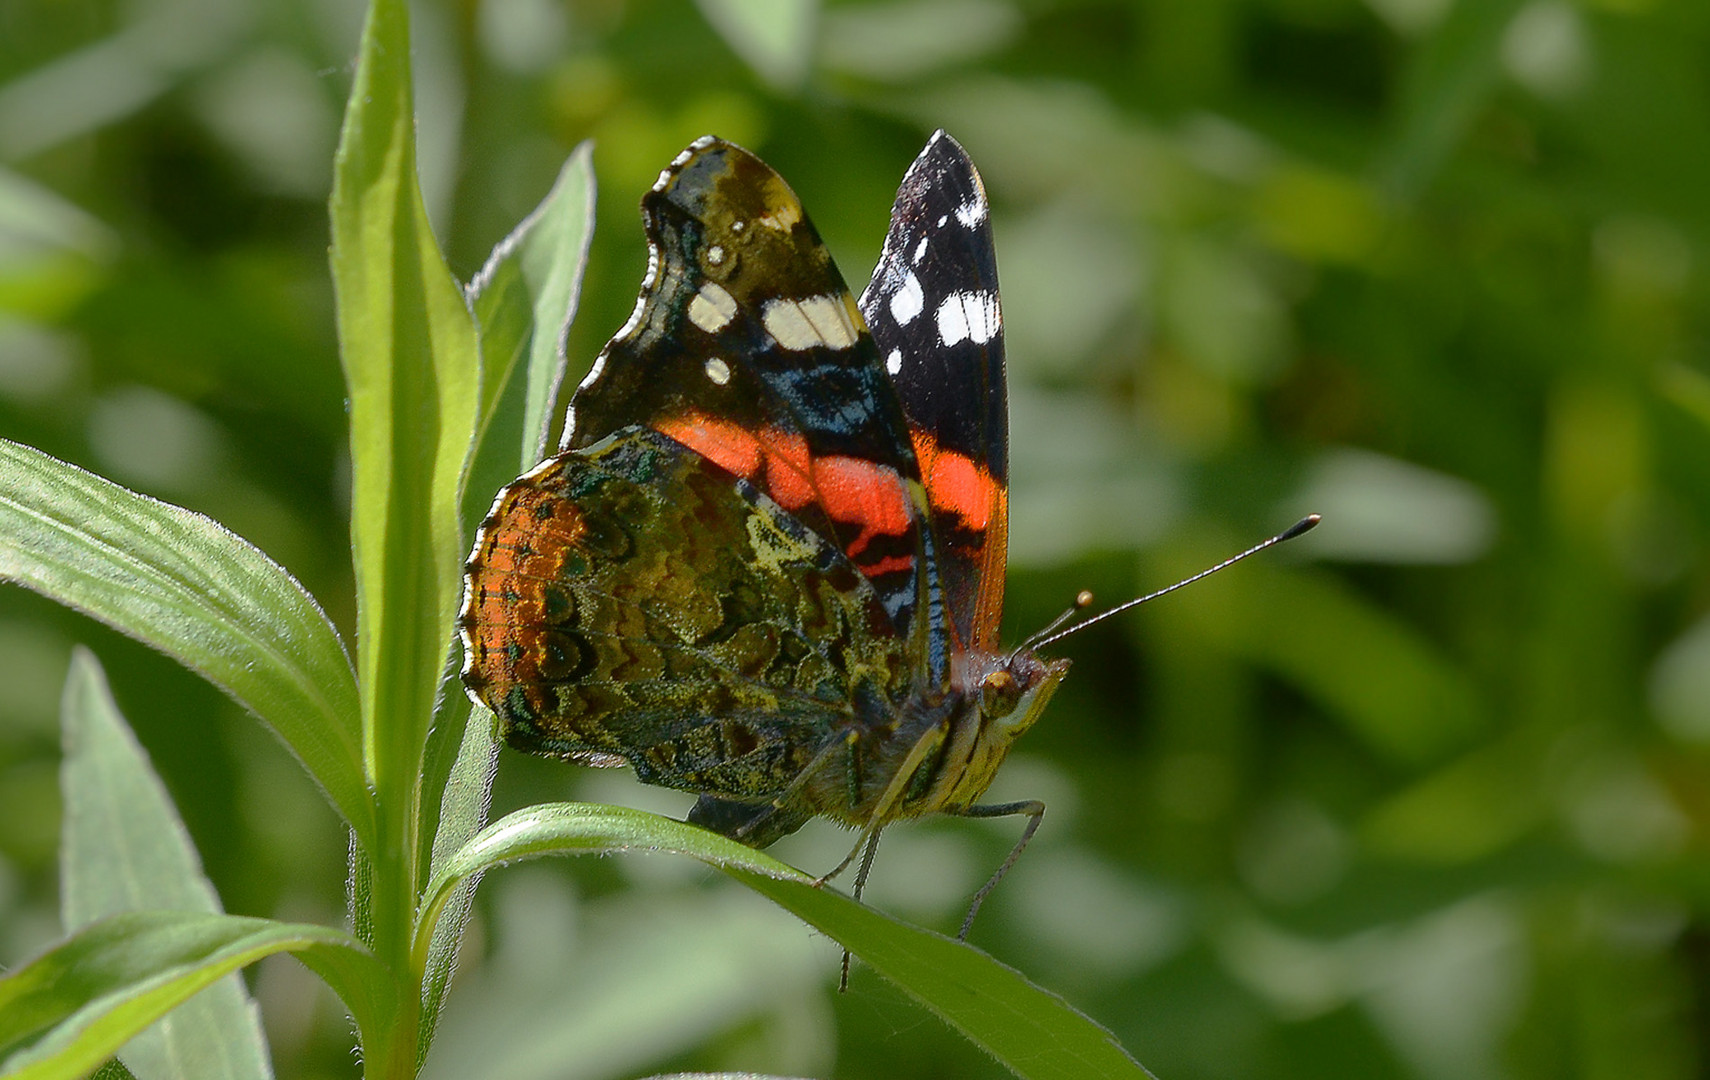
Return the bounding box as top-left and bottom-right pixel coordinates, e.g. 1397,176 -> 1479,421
930,647 -> 1070,815
977,648 -> 1070,741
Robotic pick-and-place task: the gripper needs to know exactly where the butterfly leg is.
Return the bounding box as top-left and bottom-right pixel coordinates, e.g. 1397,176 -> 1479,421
815,720 -> 950,887
951,799 -> 1045,940
839,827 -> 885,992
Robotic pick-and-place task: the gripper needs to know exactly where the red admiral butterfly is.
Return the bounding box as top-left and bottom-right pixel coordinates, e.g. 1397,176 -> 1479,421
460,131 -> 1314,938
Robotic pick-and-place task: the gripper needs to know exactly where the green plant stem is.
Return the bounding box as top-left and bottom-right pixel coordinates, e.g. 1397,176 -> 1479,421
366,751 -> 425,1077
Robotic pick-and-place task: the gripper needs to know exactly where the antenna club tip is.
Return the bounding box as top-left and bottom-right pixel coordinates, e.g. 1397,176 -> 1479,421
1281,514 -> 1321,541
1075,590 -> 1094,608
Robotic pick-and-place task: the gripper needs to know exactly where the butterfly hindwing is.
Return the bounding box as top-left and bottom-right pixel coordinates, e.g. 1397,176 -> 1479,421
460,426 -> 913,803
565,137 -> 949,681
860,131 -> 1009,653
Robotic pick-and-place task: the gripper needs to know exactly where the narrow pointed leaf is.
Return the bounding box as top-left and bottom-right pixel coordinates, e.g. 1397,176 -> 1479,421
0,913 -> 397,1080
0,439 -> 370,845
330,0 -> 479,885
643,1075 -> 815,1080
466,139 -> 595,475
417,803 -> 1154,1080
60,649 -> 271,1080
415,704 -> 497,1060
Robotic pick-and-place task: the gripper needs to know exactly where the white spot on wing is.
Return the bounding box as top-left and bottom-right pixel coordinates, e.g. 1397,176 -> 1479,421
687,281 -> 738,333
704,357 -> 731,384
762,300 -> 814,350
763,294 -> 858,351
935,290 -> 1000,346
889,271 -> 924,325
912,237 -> 929,264
886,348 -> 903,375
706,244 -> 725,265
955,194 -> 988,227
806,294 -> 859,348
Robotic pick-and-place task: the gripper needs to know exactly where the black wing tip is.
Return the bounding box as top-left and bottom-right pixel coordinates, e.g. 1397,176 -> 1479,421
919,128 -> 973,169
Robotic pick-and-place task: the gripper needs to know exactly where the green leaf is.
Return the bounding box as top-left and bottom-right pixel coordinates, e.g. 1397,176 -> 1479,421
727,871 -> 1152,1080
467,140 -> 596,475
643,1075 -> 813,1079
0,912 -> 398,1080
330,0 -> 483,1060
0,439 -> 371,846
417,804 -> 1155,1080
330,0 -> 479,918
413,146 -> 597,1058
59,648 -> 271,1080
415,704 -> 498,1062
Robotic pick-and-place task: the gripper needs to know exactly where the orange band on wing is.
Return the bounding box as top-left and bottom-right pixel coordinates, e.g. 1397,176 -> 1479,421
809,454 -> 912,547
654,410 -> 918,575
655,414 -> 763,479
911,432 -> 998,530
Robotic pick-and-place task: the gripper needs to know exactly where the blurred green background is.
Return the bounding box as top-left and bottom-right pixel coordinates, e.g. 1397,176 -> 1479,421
5,0 -> 1710,1077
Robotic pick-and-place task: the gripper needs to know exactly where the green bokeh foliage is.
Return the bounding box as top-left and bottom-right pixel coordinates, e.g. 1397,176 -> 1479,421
3,0 -> 1710,1077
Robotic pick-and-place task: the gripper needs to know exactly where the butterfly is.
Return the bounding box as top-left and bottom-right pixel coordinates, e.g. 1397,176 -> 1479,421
460,131 -> 1069,938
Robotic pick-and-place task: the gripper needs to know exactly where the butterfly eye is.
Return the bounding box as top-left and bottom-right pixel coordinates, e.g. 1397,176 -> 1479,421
981,669 -> 1021,719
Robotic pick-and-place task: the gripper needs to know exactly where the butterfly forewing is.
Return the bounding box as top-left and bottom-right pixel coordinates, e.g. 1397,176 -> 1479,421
860,131 -> 1010,653
564,138 -> 949,681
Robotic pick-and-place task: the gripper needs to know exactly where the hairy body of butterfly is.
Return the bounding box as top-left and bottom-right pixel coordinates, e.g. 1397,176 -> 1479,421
461,132 -> 1065,931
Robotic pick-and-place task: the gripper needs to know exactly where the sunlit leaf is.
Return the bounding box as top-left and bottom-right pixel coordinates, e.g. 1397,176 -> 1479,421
414,143 -> 597,1056
330,0 -> 480,820
467,139 -> 596,475
0,439 -> 371,844
416,703 -> 498,1060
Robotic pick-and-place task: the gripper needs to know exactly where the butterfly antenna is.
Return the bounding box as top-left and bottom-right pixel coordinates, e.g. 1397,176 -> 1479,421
1030,515 -> 1320,652
1018,590 -> 1095,651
